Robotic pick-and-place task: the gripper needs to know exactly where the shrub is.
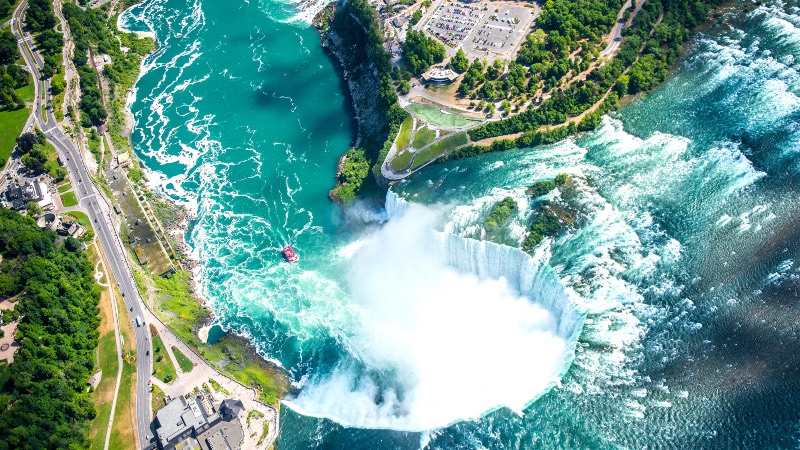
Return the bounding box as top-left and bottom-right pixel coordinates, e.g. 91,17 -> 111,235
484,197 -> 518,231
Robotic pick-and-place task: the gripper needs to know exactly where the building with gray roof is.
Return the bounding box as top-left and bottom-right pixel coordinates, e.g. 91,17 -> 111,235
154,394 -> 244,450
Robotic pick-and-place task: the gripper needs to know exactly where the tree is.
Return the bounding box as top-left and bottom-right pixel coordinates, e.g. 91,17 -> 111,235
25,0 -> 57,33
64,237 -> 82,252
0,0 -> 10,22
0,30 -> 17,65
0,209 -> 100,448
16,132 -> 44,153
398,79 -> 410,95
50,76 -> 65,95
25,202 -> 43,216
614,74 -> 629,96
484,197 -> 517,231
402,30 -> 446,75
448,49 -> 469,73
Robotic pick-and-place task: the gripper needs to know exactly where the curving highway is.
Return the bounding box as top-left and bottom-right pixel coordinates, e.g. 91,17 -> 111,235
11,1 -> 153,447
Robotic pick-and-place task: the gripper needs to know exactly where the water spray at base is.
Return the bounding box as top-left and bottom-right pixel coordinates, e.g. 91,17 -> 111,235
285,198 -> 584,431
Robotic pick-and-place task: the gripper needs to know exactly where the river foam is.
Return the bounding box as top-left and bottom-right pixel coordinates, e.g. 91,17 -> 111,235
284,194 -> 585,430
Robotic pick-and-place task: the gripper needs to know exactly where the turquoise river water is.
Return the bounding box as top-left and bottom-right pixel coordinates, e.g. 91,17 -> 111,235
121,0 -> 800,448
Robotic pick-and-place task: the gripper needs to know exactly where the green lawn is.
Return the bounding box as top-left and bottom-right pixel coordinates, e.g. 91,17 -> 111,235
152,383 -> 166,414
209,378 -> 230,395
412,126 -> 436,149
151,270 -> 290,405
108,361 -> 135,450
411,132 -> 468,170
88,325 -> 119,450
14,82 -> 35,104
42,140 -> 67,181
60,191 -> 78,207
63,211 -> 94,233
0,106 -> 30,167
390,149 -> 415,172
408,104 -> 477,128
58,182 -> 72,193
51,72 -> 65,121
151,331 -> 177,383
108,292 -> 137,450
171,346 -> 194,373
395,115 -> 413,151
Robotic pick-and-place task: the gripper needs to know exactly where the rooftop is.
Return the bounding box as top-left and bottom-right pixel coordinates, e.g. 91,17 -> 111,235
421,67 -> 459,84
154,395 -> 243,450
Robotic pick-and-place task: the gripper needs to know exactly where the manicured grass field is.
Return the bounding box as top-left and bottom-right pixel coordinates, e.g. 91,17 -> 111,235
408,104 -> 477,128
63,211 -> 94,232
151,330 -> 177,383
390,149 -> 415,171
172,345 -> 194,373
411,132 -> 468,170
395,115 -> 413,151
61,191 -> 78,207
14,82 -> 34,104
0,106 -> 30,167
57,182 -> 72,193
412,126 -> 436,149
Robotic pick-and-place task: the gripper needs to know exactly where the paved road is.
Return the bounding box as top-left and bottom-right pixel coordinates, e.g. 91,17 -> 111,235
600,0 -> 639,58
11,2 -> 153,447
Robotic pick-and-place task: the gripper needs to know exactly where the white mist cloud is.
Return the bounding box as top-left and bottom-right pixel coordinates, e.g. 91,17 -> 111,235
286,204 -> 577,431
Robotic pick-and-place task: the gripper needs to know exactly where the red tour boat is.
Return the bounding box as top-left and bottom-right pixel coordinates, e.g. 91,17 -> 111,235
282,245 -> 299,263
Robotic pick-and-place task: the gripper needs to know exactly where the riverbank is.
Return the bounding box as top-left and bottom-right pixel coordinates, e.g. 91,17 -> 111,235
317,0 -> 730,185
108,0 -> 292,412
314,0 -> 408,203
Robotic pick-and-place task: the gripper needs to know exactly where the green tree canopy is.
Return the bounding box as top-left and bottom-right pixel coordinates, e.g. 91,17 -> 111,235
0,209 -> 100,449
402,30 -> 446,75
448,49 -> 469,73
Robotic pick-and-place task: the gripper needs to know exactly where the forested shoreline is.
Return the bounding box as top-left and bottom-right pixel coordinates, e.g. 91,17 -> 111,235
451,0 -> 725,160
0,210 -> 100,449
317,0 -> 409,203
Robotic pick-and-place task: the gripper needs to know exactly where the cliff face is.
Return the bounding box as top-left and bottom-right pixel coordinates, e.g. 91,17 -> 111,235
322,27 -> 386,153
315,1 -> 397,201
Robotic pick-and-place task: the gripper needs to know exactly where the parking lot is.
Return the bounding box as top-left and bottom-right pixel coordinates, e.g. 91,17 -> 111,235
421,1 -> 537,61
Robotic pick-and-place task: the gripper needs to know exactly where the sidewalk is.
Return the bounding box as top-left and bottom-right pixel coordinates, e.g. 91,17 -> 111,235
144,308 -> 280,448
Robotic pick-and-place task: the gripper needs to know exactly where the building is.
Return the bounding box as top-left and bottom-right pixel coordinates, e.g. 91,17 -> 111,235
219,399 -> 243,422
154,395 -> 216,449
116,152 -> 131,168
392,15 -> 409,29
62,221 -> 86,238
421,67 -> 459,84
4,181 -> 51,211
36,213 -> 60,232
154,394 -> 244,450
